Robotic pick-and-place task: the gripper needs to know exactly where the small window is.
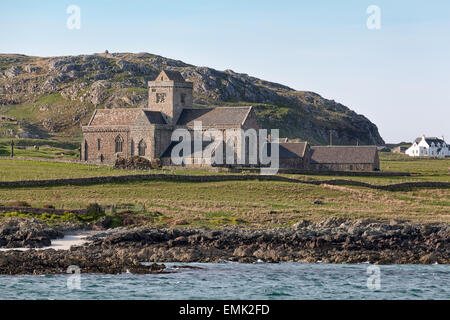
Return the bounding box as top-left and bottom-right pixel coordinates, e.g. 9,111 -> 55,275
156,93 -> 166,103
180,93 -> 186,104
97,138 -> 101,151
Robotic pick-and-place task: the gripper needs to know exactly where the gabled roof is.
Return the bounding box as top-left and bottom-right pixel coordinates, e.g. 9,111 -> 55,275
415,137 -> 445,146
176,107 -> 252,127
278,142 -> 308,158
264,142 -> 308,159
157,70 -> 186,82
87,109 -> 166,126
310,146 -> 378,164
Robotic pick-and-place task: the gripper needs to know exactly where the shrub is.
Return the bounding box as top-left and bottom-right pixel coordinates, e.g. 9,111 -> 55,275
114,156 -> 153,170
151,158 -> 162,168
86,203 -> 104,216
10,201 -> 31,207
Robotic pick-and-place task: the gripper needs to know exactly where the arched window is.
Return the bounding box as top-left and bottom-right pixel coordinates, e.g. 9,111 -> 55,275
138,139 -> 146,156
115,135 -> 123,153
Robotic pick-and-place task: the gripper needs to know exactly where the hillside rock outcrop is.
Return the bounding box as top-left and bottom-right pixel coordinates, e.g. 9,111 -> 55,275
0,53 -> 385,144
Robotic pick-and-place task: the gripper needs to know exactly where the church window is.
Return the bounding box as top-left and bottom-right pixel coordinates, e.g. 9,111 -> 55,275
115,135 -> 123,153
97,138 -> 101,151
180,93 -> 186,104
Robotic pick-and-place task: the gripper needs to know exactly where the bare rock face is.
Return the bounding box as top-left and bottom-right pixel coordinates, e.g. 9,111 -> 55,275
87,80 -> 110,106
0,53 -> 385,145
5,66 -> 22,78
42,118 -> 57,132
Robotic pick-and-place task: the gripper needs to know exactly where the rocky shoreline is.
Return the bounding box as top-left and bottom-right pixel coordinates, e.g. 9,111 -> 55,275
0,218 -> 82,248
0,218 -> 449,274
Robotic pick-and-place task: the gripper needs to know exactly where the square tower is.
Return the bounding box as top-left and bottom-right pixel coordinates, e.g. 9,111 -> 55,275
147,70 -> 193,125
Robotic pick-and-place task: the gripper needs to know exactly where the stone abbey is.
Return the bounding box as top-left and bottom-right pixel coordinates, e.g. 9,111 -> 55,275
82,70 -> 379,171
81,70 -> 259,166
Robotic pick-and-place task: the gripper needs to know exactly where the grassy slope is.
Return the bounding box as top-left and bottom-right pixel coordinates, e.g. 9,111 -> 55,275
0,154 -> 449,226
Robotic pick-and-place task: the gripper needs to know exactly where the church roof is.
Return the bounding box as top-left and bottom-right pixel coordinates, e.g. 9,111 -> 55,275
279,142 -> 308,158
310,146 -> 378,164
87,109 -> 166,126
142,110 -> 167,124
176,107 -> 252,127
265,142 -> 308,159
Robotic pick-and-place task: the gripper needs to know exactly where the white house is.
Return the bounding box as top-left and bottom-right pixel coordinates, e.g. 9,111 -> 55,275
405,135 -> 450,158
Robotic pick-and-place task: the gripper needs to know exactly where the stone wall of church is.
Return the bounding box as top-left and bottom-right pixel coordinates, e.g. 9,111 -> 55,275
154,127 -> 173,158
242,109 -> 259,131
129,126 -> 155,159
82,128 -> 130,163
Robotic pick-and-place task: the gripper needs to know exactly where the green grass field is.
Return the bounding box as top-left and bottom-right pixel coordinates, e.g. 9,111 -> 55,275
0,152 -> 449,227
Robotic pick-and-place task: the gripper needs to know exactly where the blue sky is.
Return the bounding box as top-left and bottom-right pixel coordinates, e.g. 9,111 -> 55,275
1,0 -> 449,143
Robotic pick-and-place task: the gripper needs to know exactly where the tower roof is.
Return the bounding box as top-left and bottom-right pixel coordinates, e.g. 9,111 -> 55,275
156,70 -> 186,82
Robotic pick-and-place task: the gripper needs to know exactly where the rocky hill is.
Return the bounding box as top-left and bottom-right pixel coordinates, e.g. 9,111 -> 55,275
0,52 -> 384,145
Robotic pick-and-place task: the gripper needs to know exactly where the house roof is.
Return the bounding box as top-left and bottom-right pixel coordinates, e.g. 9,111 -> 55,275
176,107 -> 252,127
415,137 -> 445,146
87,109 -> 166,126
158,70 -> 186,82
310,146 -> 378,164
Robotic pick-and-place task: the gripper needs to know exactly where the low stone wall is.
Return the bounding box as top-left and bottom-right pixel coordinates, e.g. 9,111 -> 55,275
0,156 -> 83,164
230,167 -> 411,177
0,156 -> 111,166
0,206 -> 87,215
0,173 -> 449,192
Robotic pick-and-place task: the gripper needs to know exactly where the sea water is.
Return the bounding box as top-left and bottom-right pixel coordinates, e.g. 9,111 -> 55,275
0,263 -> 449,300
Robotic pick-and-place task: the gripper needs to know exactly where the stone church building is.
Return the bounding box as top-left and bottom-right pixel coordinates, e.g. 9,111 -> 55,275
81,70 -> 259,166
82,69 -> 380,171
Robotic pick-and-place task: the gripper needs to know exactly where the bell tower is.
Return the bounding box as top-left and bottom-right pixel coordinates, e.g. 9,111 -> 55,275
147,70 -> 193,125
